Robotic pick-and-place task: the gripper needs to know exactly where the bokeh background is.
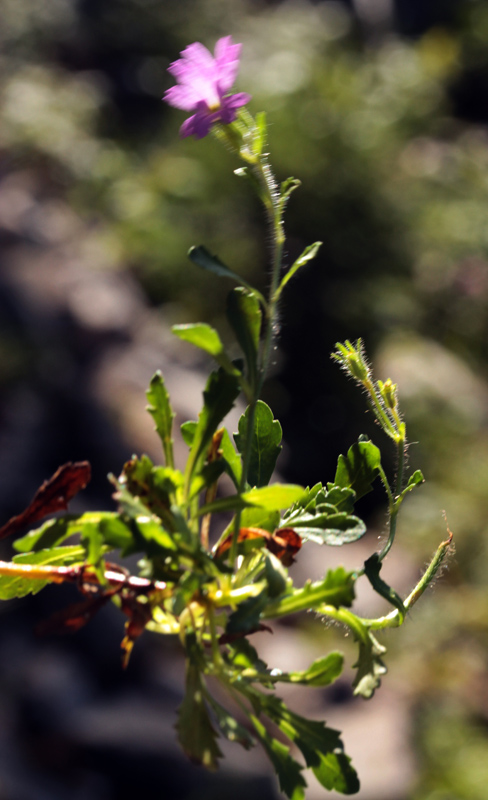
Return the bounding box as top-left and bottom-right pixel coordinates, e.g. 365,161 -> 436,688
1,0 -> 488,798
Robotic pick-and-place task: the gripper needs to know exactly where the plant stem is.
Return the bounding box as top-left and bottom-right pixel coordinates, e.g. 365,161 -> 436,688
0,560 -> 169,593
229,153 -> 285,568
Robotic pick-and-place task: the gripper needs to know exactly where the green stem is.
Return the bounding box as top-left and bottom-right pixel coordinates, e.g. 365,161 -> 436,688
229,153 -> 285,568
377,434 -> 406,562
361,530 -> 453,630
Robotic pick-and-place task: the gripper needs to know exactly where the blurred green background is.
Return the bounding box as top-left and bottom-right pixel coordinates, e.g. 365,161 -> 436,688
2,1 -> 488,799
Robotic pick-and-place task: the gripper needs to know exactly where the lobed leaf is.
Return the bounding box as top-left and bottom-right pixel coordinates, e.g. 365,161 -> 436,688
334,438 -> 381,501
146,371 -> 175,467
176,661 -> 222,770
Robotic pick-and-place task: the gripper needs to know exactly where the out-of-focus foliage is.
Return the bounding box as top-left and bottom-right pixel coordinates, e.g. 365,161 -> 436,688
3,0 -> 488,797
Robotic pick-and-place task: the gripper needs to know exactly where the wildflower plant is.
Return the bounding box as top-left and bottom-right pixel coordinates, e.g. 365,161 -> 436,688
0,36 -> 453,799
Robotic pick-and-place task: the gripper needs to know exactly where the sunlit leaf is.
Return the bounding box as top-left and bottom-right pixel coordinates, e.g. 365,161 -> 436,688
234,401 -> 282,487
334,438 -> 381,500
146,371 -> 175,468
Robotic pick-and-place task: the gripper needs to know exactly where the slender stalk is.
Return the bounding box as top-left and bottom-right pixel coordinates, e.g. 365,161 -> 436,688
0,560 -> 169,593
377,434 -> 406,562
229,153 -> 285,567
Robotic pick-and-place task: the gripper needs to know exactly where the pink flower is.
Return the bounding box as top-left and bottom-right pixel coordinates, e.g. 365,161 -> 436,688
164,36 -> 251,139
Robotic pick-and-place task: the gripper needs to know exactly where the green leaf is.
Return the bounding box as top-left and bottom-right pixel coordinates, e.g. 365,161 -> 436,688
363,553 -> 406,622
313,751 -> 360,795
334,438 -> 381,500
219,428 -> 242,489
0,546 -> 85,599
240,507 -> 280,532
13,513 -> 112,553
146,371 -> 175,468
283,484 -> 366,545
246,688 -> 358,795
188,246 -> 265,305
248,714 -> 306,800
205,694 -> 255,750
280,177 -> 301,208
243,484 -> 305,510
227,288 -> 261,389
81,522 -> 104,573
276,242 -> 322,299
226,590 -> 269,635
172,323 -> 238,376
273,652 -> 344,687
234,401 -> 282,487
180,420 -> 197,447
226,637 -> 268,674
404,469 -> 425,492
119,455 -> 182,525
264,552 -> 288,598
184,367 -> 241,493
199,483 -> 305,516
263,566 -> 355,619
351,624 -> 387,699
176,661 -> 222,770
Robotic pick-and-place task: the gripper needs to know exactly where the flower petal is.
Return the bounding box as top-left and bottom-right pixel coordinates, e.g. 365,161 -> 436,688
214,36 -> 242,93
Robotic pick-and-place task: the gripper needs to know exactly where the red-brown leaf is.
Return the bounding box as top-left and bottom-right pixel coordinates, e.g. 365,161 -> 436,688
214,526 -> 302,566
0,461 -> 91,540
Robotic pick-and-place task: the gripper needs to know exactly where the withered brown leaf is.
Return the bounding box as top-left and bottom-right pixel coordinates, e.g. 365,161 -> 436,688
214,526 -> 302,567
0,461 -> 91,540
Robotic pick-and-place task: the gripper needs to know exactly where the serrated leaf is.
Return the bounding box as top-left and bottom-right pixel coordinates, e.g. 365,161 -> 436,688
226,636 -> 268,673
276,242 -> 322,299
205,694 -> 255,750
264,566 -> 355,619
146,371 -> 175,468
291,514 -> 366,546
334,438 -> 381,500
283,484 -> 366,545
226,590 -> 269,635
247,688 -> 358,795
351,624 -> 387,699
313,751 -> 360,794
227,289 -> 261,389
176,662 -> 222,770
234,401 -> 282,487
0,546 -> 85,599
249,714 -> 306,800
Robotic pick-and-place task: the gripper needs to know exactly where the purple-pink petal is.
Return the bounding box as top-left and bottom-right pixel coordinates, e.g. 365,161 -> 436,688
164,35 -> 251,139
214,36 -> 242,93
